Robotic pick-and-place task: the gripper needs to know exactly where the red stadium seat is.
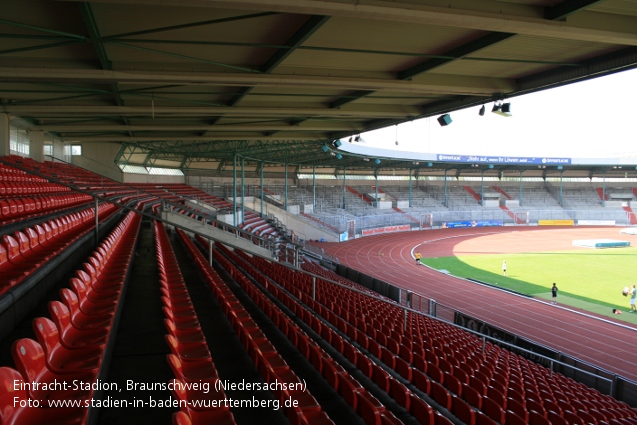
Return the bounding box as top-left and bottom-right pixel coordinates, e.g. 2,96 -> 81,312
11,339 -> 94,402
453,396 -> 476,425
59,288 -> 113,328
32,317 -> 102,375
173,411 -> 193,425
48,301 -> 108,350
430,381 -> 452,410
481,396 -> 505,424
0,366 -> 87,425
409,394 -> 434,424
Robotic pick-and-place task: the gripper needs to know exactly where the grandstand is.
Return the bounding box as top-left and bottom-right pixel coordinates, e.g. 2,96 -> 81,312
1,161 -> 637,425
2,1 -> 637,424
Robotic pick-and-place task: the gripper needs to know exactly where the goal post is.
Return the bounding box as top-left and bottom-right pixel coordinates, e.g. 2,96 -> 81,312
420,213 -> 433,228
514,211 -> 529,226
346,220 -> 356,239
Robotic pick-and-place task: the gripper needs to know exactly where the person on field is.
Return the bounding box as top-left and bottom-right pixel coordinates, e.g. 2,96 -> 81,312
630,285 -> 636,313
415,251 -> 422,264
613,309 -> 622,315
551,283 -> 558,305
502,260 -> 507,277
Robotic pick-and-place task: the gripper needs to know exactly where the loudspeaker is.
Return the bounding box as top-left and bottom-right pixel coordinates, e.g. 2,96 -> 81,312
437,114 -> 452,126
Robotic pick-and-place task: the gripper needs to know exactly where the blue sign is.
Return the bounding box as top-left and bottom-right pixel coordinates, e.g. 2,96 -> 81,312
474,220 -> 503,227
442,221 -> 472,228
442,220 -> 503,228
437,154 -> 570,165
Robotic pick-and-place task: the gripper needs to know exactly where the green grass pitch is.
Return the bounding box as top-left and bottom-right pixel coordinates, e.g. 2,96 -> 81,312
420,247 -> 637,322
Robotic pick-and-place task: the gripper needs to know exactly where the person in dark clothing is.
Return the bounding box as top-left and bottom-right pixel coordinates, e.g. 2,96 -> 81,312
551,283 -> 558,305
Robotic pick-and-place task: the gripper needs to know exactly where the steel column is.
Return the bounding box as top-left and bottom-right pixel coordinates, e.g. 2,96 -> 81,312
241,156 -> 245,225
260,161 -> 264,217
233,154 -> 237,227
519,171 -> 523,206
409,169 -> 413,208
312,165 -> 316,211
444,169 -> 448,207
94,197 -> 99,246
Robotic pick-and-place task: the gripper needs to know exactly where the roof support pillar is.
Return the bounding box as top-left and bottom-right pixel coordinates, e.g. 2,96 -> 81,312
560,171 -> 564,208
409,169 -> 413,208
29,130 -> 45,162
312,165 -> 316,211
481,169 -> 485,205
0,114 -> 9,157
260,161 -> 264,217
233,153 -> 237,227
602,171 -> 606,205
342,167 -> 347,210
241,156 -> 245,226
444,169 -> 448,207
519,170 -> 524,207
284,163 -> 288,211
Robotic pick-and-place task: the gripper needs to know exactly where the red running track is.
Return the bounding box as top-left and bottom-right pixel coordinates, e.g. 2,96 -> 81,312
318,226 -> 637,382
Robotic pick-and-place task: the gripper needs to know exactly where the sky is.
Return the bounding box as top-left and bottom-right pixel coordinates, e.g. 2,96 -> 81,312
359,68 -> 637,159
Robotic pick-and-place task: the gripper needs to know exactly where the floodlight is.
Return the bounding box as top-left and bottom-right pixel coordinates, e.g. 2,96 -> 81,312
492,102 -> 512,117
427,162 -> 433,167
374,159 -> 381,165
334,139 -> 342,147
322,145 -> 329,152
437,114 -> 452,126
557,165 -> 563,170
479,105 -> 486,116
336,153 -> 342,160
488,164 -> 494,169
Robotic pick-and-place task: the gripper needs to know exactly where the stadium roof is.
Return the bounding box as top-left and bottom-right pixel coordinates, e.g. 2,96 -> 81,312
2,0 -> 637,173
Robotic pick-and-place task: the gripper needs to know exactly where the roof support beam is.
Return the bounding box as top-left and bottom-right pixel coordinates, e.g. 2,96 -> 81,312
206,15 -> 329,129
103,0 -> 637,46
397,32 -> 515,80
544,0 -> 605,21
261,15 -> 330,73
0,67 -> 514,96
78,2 -> 132,132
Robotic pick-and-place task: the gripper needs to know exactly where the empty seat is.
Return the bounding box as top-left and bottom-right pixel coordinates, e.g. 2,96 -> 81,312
0,366 -> 87,425
453,396 -> 476,425
409,394 -> 434,424
170,378 -> 235,425
32,317 -> 102,375
59,288 -> 113,329
11,339 -> 94,402
48,301 -> 108,349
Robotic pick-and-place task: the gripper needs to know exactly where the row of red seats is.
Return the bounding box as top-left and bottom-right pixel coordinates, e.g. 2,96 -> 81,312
215,244 -> 456,425
176,229 -> 336,425
154,221 -> 235,425
0,181 -> 70,196
0,203 -> 118,294
0,171 -> 49,183
252,257 -> 637,425
0,193 -> 93,225
0,211 -> 142,425
304,281 -> 636,425
234,254 -> 635,423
